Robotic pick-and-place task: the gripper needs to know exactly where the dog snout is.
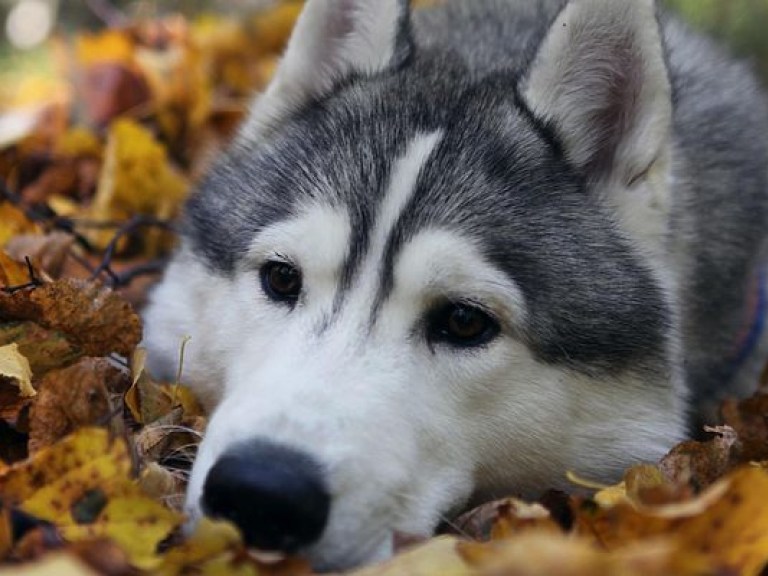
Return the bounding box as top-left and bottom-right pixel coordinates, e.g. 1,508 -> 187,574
201,440 -> 330,553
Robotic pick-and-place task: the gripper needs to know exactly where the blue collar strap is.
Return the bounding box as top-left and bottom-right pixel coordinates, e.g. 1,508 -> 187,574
729,269 -> 767,375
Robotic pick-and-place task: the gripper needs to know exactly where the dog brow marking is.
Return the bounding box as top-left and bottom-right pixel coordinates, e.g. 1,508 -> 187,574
357,130 -> 444,328
373,131 -> 444,258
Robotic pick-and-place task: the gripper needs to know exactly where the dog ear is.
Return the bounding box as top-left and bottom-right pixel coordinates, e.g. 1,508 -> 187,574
521,0 -> 671,188
240,0 -> 412,140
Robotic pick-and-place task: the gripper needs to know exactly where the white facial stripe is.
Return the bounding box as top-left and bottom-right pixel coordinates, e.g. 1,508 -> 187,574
341,131 -> 444,318
389,229 -> 528,326
373,130 -> 444,255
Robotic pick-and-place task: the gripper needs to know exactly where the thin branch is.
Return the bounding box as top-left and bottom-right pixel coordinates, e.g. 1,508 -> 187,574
1,257 -> 43,294
89,216 -> 174,285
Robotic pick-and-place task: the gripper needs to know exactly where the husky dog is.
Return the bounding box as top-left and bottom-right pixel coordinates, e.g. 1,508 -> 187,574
143,0 -> 768,569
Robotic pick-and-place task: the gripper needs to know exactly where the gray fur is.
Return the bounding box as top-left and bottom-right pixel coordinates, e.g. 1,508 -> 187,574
142,0 -> 768,566
183,0 -> 768,425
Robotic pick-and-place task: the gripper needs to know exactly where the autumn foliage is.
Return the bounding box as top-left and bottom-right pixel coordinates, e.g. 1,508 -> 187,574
1,2 -> 768,575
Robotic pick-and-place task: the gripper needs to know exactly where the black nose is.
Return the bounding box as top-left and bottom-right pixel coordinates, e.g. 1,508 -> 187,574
202,441 -> 330,553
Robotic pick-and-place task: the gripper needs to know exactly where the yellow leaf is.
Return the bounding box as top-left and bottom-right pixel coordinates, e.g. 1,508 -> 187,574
76,30 -> 135,67
88,119 -> 187,253
350,536 -> 472,576
54,127 -> 102,158
157,518 -> 244,576
0,343 -> 35,397
578,467 -> 768,576
0,554 -> 99,575
0,206 -> 38,251
0,428 -> 183,570
0,428 -> 130,505
458,532 -> 712,576
61,496 -> 182,571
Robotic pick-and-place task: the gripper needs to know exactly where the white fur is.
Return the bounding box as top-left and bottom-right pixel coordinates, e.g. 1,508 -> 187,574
523,0 -> 675,275
142,0 -> 692,569
145,129 -> 686,569
238,0 -> 403,143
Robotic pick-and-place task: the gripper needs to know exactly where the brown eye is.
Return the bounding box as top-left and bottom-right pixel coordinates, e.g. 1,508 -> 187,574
428,303 -> 500,348
261,261 -> 302,304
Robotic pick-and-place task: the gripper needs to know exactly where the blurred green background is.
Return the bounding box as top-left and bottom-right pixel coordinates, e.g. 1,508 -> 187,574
664,0 -> 768,81
0,0 -> 767,82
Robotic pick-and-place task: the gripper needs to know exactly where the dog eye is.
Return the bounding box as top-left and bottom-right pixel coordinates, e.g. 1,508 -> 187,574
261,261 -> 302,304
427,303 -> 500,348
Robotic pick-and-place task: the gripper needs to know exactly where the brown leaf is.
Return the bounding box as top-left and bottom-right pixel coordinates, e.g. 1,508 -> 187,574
658,426 -> 738,490
0,279 -> 142,357
575,467 -> 768,575
0,428 -> 183,570
0,206 -> 39,251
721,393 -> 768,462
0,343 -> 34,397
5,233 -> 76,279
452,498 -> 561,542
458,533 -> 713,576
0,322 -> 81,377
28,358 -> 127,453
0,251 -> 34,287
0,378 -> 32,428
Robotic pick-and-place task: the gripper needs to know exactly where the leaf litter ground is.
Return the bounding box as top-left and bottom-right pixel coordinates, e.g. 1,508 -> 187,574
1,2 -> 768,575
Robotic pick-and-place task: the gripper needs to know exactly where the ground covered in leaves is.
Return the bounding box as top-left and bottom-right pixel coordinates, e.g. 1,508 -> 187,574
1,2 -> 768,575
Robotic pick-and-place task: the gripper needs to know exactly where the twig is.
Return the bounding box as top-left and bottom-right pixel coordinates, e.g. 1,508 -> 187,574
89,216 -> 174,285
1,257 -> 43,294
110,259 -> 168,288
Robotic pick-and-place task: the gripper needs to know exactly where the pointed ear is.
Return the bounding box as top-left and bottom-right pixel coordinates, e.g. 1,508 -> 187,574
241,0 -> 412,139
521,0 -> 671,186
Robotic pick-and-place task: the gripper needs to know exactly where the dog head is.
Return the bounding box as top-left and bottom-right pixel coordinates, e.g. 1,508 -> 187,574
144,0 -> 686,569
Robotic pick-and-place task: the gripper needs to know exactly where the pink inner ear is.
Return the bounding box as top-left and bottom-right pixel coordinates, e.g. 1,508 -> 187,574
579,41 -> 647,179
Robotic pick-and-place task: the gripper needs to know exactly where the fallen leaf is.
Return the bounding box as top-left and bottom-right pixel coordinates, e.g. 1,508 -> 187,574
28,358 -> 127,453
0,343 -> 35,397
721,393 -> 768,462
350,536 -> 471,576
658,426 -> 738,490
5,233 -> 75,279
458,532 -> 712,576
88,119 -> 187,254
0,250 -> 34,288
575,467 -> 768,575
157,518 -> 311,576
0,378 -> 32,428
0,278 -> 142,358
0,322 -> 81,378
0,553 -> 100,575
0,206 -> 38,250
0,428 -> 183,570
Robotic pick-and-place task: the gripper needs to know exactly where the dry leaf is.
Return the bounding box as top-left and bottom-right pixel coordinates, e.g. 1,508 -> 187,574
0,250 -> 34,287
0,343 -> 35,397
658,426 -> 738,489
0,206 -> 38,250
350,536 -> 471,576
0,553 -> 100,575
5,233 -> 75,279
28,358 -> 127,453
0,278 -> 142,358
575,467 -> 768,575
0,428 -> 183,570
0,322 -> 81,377
87,119 -> 186,255
458,532 -> 713,576
721,393 -> 768,462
